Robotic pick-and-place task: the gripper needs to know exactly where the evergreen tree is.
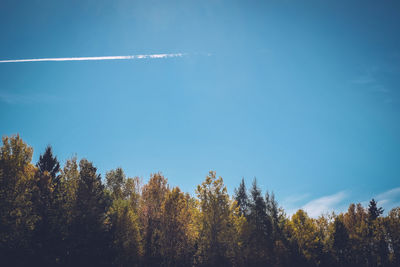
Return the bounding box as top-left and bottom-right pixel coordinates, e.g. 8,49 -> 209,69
32,146 -> 62,266
266,191 -> 290,267
368,199 -> 384,222
234,178 -> 249,217
36,145 -> 60,181
332,215 -> 350,267
66,159 -> 112,266
247,179 -> 273,266
1,134 -> 400,267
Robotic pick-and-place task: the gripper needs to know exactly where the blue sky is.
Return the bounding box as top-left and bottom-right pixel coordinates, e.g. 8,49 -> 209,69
1,0 -> 400,217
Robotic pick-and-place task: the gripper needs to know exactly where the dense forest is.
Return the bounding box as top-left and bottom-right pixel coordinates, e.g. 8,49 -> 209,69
1,134 -> 399,267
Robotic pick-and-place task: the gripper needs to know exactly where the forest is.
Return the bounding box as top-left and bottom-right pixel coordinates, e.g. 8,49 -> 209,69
1,134 -> 399,267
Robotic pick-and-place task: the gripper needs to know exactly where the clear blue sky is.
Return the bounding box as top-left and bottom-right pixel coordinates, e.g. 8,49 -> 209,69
1,0 -> 399,216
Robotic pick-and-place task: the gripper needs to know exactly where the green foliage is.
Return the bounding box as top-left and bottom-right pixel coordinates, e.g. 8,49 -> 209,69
332,215 -> 350,266
0,135 -> 38,266
195,171 -> 239,267
234,178 -> 249,217
159,187 -> 195,266
140,172 -> 169,266
287,209 -> 322,266
109,199 -> 142,267
31,145 -> 62,266
369,198 -> 384,221
1,134 -> 399,267
246,179 -> 273,266
66,159 -> 112,266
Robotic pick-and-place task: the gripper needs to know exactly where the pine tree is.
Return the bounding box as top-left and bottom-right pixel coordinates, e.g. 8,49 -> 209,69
368,199 -> 384,221
36,145 -> 60,181
234,178 -> 249,217
32,145 -> 62,266
332,215 -> 350,267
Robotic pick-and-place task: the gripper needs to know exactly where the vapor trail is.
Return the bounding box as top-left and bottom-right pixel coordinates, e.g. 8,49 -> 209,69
0,53 -> 186,63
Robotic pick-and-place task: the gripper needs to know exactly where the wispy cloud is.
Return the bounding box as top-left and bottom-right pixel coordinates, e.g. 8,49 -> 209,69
302,191 -> 348,218
0,53 -> 186,63
281,193 -> 310,216
374,187 -> 400,213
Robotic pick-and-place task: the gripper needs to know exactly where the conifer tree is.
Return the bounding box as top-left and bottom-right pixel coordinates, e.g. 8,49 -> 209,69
66,159 -> 112,266
234,178 -> 249,217
247,179 -> 273,266
32,145 -> 62,266
368,199 -> 384,222
332,215 -> 350,267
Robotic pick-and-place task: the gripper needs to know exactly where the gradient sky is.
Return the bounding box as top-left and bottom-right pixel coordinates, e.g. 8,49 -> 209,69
1,0 -> 399,217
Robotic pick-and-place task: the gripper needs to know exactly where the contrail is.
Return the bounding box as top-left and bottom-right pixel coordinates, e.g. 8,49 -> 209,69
0,53 -> 186,63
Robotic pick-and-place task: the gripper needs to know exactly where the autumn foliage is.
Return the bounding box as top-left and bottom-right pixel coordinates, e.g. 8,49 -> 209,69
1,135 -> 399,267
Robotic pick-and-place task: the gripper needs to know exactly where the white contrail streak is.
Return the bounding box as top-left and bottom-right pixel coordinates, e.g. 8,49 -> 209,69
0,53 -> 186,63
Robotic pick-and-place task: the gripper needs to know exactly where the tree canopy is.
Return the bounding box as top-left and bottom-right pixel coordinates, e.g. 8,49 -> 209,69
0,134 -> 398,267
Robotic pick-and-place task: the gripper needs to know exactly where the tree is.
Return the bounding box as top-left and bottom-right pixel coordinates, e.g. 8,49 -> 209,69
109,198 -> 142,267
36,145 -> 60,181
266,191 -> 290,267
140,173 -> 169,266
31,146 -> 62,266
105,168 -> 142,266
386,208 -> 400,266
368,199 -> 384,222
0,135 -> 38,266
287,209 -> 322,267
234,178 -> 249,217
159,187 -> 196,267
195,171 -> 239,267
332,215 -> 350,267
246,179 -> 273,266
106,168 -> 126,200
66,159 -> 112,266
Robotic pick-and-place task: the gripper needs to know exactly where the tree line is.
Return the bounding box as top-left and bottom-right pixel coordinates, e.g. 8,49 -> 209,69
1,134 -> 399,267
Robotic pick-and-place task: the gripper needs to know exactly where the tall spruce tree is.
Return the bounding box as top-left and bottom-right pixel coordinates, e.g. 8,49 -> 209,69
368,199 -> 384,221
332,215 -> 350,267
32,146 -> 62,266
36,145 -> 60,181
247,179 -> 273,266
234,178 -> 249,217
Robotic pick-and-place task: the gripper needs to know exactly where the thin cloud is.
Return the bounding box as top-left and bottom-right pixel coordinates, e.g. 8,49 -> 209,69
282,193 -> 310,205
280,193 -> 311,217
0,53 -> 186,63
302,191 -> 348,218
374,187 -> 400,213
